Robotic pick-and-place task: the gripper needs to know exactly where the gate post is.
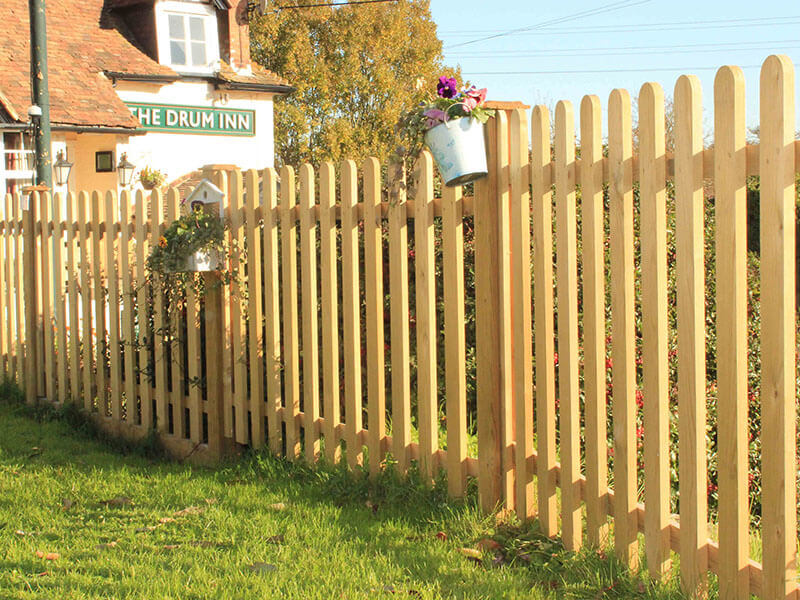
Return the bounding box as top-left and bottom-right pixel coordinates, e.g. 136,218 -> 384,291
474,112 -> 510,512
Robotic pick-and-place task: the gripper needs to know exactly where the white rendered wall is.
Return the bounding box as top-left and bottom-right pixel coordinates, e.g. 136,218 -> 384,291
115,80 -> 275,186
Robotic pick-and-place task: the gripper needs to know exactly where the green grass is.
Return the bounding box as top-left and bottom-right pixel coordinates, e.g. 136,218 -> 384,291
0,386 -> 687,599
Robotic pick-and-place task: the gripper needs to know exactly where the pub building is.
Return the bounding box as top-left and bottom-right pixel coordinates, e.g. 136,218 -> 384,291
0,0 -> 293,197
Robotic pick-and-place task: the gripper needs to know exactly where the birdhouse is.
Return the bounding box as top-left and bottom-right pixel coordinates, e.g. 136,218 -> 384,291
185,179 -> 224,218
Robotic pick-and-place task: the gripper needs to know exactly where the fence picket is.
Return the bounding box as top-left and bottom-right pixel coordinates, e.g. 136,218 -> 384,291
509,108 -> 533,517
300,164 -> 321,461
280,165 -> 301,459
555,100 -> 581,550
320,162 -> 341,463
120,192 -> 136,424
66,193 -> 80,403
364,157 -> 386,476
245,169 -> 265,448
91,191 -> 107,413
105,191 -> 122,422
532,105 -> 557,535
78,192 -> 93,411
713,65 -> 749,599
53,193 -> 68,403
759,54 -> 797,600
675,74 -> 709,597
41,191 -> 56,403
14,194 -> 25,387
134,190 -> 151,429
229,172 -> 248,445
341,160 -> 363,468
608,88 -> 639,570
3,194 -> 14,379
262,169 -> 282,455
0,195 -> 13,377
8,194 -> 21,384
414,152 -> 437,481
165,189 -> 185,438
638,81 -> 671,579
442,181 -> 467,497
579,94 -> 609,547
152,190 -> 169,432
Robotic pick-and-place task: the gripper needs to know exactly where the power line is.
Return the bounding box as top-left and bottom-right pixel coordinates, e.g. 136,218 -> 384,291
444,0 -> 652,49
273,0 -> 397,10
447,42 -> 800,60
464,64 -> 766,76
442,16 -> 800,38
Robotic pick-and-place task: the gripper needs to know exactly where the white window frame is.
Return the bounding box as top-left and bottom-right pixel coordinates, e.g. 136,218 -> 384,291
156,1 -> 220,75
1,132 -> 35,196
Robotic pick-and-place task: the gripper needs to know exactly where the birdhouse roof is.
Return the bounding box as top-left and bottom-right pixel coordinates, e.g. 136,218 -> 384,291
185,179 -> 224,204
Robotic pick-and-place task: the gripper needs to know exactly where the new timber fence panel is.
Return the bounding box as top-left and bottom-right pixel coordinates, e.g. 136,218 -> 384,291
3,54 -> 798,600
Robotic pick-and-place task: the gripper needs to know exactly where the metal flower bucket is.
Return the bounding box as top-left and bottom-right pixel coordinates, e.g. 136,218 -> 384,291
180,248 -> 221,272
424,115 -> 488,187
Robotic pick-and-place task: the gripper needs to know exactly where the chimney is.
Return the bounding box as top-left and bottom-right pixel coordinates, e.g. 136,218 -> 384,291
220,0 -> 251,71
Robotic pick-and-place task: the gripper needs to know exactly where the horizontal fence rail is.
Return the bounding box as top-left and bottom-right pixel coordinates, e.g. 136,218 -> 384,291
2,55 -> 799,600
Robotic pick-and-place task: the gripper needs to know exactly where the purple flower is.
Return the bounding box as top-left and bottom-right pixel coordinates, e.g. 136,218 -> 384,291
437,75 -> 458,99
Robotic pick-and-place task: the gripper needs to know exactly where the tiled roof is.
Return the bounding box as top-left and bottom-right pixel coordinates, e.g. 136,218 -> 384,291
1,0 -> 290,130
1,0 -> 174,129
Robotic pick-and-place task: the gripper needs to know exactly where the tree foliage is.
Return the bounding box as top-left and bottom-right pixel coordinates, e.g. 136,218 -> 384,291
250,0 -> 452,166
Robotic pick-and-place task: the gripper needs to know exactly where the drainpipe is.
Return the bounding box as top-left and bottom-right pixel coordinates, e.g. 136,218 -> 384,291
29,0 -> 52,188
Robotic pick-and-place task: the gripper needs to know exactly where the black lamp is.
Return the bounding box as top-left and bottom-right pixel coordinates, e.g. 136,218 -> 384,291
117,152 -> 136,187
53,151 -> 73,187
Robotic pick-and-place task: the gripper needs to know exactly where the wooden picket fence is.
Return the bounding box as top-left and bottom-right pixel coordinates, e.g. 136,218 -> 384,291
1,54 -> 798,598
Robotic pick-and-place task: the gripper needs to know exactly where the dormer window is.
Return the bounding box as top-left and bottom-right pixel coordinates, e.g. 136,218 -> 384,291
156,1 -> 220,74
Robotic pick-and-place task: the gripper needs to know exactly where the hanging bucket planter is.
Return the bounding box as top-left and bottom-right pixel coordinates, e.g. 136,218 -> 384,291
177,247 -> 221,273
424,116 -> 488,187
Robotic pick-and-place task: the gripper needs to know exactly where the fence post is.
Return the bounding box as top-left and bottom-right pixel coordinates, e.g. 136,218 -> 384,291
474,113 -> 505,512
22,188 -> 43,404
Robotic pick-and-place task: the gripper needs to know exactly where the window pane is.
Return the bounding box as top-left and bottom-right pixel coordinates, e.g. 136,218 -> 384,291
191,42 -> 207,66
170,41 -> 186,65
189,17 -> 205,42
168,14 -> 185,40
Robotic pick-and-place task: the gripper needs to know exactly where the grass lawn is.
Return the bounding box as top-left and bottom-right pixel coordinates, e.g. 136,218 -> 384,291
0,390 -> 687,599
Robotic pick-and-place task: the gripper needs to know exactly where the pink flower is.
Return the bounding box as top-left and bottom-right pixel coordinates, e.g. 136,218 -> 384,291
461,86 -> 487,112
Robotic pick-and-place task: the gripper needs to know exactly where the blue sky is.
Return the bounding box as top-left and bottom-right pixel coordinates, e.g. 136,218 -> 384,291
428,0 -> 800,135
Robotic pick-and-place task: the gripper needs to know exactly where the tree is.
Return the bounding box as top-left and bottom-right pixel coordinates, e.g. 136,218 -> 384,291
250,0 -> 452,167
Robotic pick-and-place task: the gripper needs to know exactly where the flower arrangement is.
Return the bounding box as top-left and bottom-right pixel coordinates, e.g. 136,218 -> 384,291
147,202 -> 225,273
394,75 -> 495,170
139,165 -> 166,190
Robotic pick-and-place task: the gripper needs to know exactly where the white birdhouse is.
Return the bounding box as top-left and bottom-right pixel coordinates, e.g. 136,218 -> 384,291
185,179 -> 224,218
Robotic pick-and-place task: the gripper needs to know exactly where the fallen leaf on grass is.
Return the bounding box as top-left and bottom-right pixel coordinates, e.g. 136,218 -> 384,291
15,530 -> 35,537
158,517 -> 176,524
100,496 -> 132,507
365,500 -> 379,515
34,551 -> 59,560
435,531 -> 447,542
162,544 -> 180,550
204,498 -> 217,505
61,498 -> 74,511
248,562 -> 277,574
457,548 -> 482,562
265,534 -> 285,544
174,506 -> 204,517
476,538 -> 501,552
36,572 -> 49,577
268,502 -> 286,511
95,542 -> 117,550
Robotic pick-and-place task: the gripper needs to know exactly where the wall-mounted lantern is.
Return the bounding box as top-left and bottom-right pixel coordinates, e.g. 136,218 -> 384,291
117,153 -> 136,187
53,151 -> 73,187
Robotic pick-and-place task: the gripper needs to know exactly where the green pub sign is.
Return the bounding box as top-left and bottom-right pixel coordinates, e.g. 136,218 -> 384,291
125,102 -> 256,136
